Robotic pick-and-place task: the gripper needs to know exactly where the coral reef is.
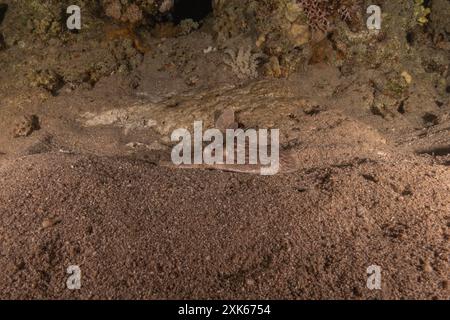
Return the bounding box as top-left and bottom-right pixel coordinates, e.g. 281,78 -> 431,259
12,115 -> 40,138
28,69 -> 63,94
429,0 -> 450,43
296,0 -> 363,31
102,0 -> 176,25
212,0 -> 252,43
0,0 -> 102,45
297,0 -> 330,32
0,0 -> 448,89
213,0 -> 311,76
223,46 -> 266,79
104,1 -> 144,24
212,0 -> 450,80
414,0 -> 431,27
179,19 -> 200,36
213,0 -> 366,77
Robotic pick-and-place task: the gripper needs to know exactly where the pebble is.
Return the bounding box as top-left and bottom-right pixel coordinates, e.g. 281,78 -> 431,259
422,260 -> 433,273
246,278 -> 255,286
41,218 -> 60,229
401,71 -> 412,84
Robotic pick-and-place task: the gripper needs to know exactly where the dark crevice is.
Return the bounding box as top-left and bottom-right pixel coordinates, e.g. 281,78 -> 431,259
417,145 -> 450,156
0,3 -> 8,26
422,112 -> 439,126
397,100 -> 406,114
406,31 -> 414,45
172,0 -> 213,24
361,174 -> 379,183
